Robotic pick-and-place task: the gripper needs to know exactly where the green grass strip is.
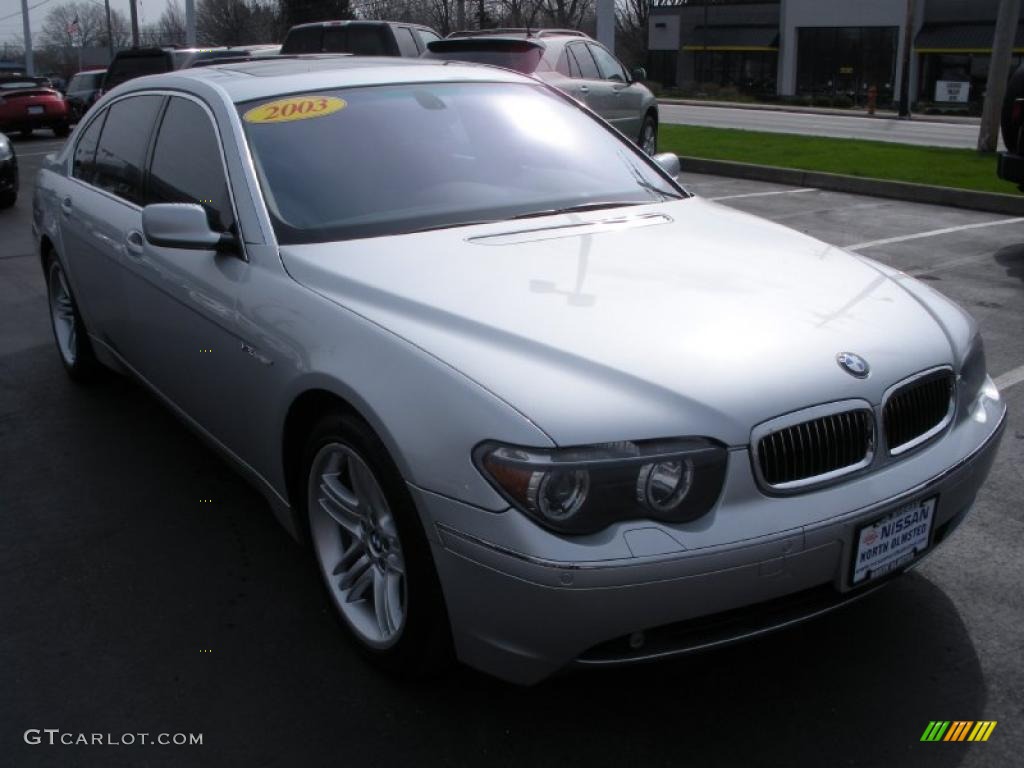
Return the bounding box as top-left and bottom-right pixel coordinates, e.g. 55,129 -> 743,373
658,124 -> 1022,196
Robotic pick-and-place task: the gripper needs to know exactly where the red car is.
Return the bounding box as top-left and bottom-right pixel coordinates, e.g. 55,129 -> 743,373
0,76 -> 70,138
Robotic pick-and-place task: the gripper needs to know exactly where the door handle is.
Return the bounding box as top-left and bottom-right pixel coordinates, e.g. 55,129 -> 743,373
579,85 -> 589,94
60,196 -> 72,216
125,230 -> 145,257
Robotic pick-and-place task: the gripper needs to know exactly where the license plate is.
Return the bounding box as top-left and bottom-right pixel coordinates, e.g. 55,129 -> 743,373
27,105 -> 44,115
851,496 -> 936,585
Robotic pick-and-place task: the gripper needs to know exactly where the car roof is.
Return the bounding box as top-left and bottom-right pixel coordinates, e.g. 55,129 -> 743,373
288,19 -> 435,31
115,55 -> 534,104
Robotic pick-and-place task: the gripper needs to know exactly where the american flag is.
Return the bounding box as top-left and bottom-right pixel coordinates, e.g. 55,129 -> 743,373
67,16 -> 80,37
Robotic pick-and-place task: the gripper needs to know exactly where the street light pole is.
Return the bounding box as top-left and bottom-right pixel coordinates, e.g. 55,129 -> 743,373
898,0 -> 916,118
978,0 -> 1022,152
104,0 -> 114,62
20,0 -> 34,76
129,0 -> 140,47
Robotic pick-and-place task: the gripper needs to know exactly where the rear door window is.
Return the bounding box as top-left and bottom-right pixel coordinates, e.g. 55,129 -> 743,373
395,27 -> 419,57
92,95 -> 163,205
104,54 -> 170,89
568,43 -> 600,80
347,25 -> 390,55
321,26 -> 347,52
283,26 -> 323,53
147,97 -> 236,234
72,109 -> 107,184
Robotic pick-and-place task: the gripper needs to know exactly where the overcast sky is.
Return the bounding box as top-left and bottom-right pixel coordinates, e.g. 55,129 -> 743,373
0,0 -> 174,48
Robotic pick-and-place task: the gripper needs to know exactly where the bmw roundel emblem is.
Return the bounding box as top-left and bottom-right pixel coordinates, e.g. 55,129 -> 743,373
837,352 -> 870,378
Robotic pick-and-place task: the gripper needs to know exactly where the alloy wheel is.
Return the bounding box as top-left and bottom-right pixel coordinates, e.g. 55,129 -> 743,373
641,120 -> 657,155
48,262 -> 77,366
308,443 -> 407,648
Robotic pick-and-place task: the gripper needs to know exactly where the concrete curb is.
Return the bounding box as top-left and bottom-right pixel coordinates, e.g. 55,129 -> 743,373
657,98 -> 981,126
678,156 -> 1024,216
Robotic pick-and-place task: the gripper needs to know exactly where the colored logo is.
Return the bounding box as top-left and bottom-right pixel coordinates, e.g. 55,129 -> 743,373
920,721 -> 997,742
836,352 -> 870,378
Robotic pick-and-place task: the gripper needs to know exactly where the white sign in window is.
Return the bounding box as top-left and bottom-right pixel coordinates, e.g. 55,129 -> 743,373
935,80 -> 970,103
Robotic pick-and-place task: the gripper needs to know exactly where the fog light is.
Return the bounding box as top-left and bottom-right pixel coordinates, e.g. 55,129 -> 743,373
637,459 -> 693,512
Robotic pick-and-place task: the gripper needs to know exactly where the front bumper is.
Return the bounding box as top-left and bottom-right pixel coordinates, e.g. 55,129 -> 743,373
417,397 -> 1006,685
997,151 -> 1024,185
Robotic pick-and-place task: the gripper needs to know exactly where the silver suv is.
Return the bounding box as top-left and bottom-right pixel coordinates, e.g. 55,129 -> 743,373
424,29 -> 659,154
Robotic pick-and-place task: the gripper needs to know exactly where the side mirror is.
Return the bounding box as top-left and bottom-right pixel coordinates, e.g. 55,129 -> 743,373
142,203 -> 237,252
631,67 -> 647,82
652,152 -> 680,177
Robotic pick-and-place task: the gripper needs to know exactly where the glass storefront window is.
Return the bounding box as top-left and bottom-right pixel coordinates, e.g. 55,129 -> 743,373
693,50 -> 778,94
796,26 -> 897,103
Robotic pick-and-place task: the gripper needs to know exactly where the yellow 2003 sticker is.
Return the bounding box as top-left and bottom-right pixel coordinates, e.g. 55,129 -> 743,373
244,96 -> 346,124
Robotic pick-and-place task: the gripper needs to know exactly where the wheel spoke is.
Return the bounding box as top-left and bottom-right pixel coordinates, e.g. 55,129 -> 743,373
331,539 -> 363,575
344,559 -> 374,603
338,553 -> 370,591
385,569 -> 403,633
373,569 -> 392,636
318,475 -> 362,535
385,549 -> 405,576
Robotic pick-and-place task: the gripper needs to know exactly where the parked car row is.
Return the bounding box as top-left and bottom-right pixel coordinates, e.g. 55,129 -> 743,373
49,24 -> 655,153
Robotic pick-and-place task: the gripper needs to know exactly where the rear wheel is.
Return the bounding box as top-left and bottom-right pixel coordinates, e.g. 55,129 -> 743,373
302,410 -> 452,674
19,128 -> 32,139
46,256 -> 99,381
638,113 -> 658,155
0,190 -> 15,209
54,123 -> 70,138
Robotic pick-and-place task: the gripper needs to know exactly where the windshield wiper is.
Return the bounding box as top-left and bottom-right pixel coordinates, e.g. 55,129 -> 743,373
511,201 -> 647,220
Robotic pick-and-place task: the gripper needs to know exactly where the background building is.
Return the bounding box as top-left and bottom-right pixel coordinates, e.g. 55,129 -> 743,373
649,0 -> 1024,108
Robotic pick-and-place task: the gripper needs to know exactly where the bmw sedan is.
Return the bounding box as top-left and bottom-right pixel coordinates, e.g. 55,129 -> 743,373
33,56 -> 1006,685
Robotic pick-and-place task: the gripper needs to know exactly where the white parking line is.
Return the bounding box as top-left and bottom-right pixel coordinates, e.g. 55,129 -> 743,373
15,150 -> 62,157
994,364 -> 1024,392
847,218 -> 1024,251
709,188 -> 817,201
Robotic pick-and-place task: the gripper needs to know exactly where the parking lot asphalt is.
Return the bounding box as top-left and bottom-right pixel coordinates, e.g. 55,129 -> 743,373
1,134 -> 1022,768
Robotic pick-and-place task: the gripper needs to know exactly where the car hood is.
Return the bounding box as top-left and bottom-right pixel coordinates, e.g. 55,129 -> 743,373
280,198 -> 956,446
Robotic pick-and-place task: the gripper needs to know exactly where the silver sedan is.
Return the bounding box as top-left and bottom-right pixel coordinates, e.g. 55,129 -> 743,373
33,57 -> 1006,685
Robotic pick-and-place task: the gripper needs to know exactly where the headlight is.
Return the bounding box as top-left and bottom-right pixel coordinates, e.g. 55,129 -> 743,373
0,138 -> 12,161
958,334 -> 987,412
474,438 -> 727,535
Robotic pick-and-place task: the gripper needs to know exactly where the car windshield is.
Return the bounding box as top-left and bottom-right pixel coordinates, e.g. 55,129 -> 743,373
239,82 -> 683,245
423,42 -> 547,74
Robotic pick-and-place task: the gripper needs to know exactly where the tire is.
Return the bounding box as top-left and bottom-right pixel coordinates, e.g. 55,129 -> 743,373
300,409 -> 452,676
54,123 -> 70,138
638,113 -> 658,156
19,128 -> 32,139
1001,64 -> 1024,154
45,255 -> 100,382
0,190 -> 15,209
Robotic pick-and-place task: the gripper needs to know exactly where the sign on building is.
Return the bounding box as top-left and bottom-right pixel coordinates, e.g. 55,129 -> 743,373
935,80 -> 970,103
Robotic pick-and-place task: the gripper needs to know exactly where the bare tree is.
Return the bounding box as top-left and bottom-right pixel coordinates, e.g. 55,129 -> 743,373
39,1 -> 131,51
615,0 -> 647,69
197,0 -> 281,45
156,0 -> 188,46
38,1 -> 131,76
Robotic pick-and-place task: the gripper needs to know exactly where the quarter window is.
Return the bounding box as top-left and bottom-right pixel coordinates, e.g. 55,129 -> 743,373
93,95 -> 163,204
147,97 -> 235,234
72,110 -> 107,184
